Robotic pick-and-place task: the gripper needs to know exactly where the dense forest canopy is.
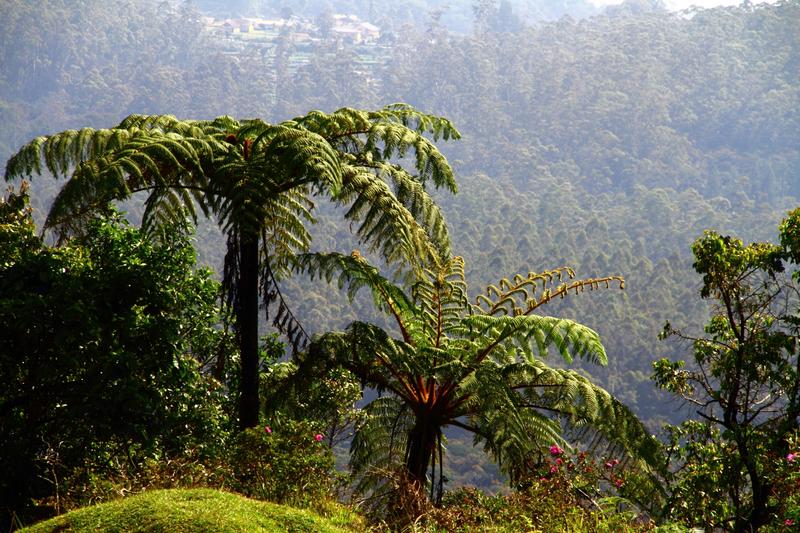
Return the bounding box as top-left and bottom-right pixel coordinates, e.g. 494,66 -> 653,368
2,0 -> 798,490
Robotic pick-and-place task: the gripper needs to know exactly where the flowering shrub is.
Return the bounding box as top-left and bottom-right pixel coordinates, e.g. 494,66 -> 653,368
772,432 -> 800,528
426,446 -> 655,532
227,419 -> 341,507
528,445 -> 630,501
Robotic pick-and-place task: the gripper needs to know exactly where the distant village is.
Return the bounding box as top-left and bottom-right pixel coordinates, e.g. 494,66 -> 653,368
202,13 -> 382,46
200,13 -> 389,101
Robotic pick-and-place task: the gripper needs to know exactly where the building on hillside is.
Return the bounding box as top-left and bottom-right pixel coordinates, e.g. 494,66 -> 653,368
331,14 -> 380,44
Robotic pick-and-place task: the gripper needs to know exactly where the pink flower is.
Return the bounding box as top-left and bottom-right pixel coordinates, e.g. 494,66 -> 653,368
785,519 -> 794,526
605,462 -> 614,469
550,465 -> 558,474
549,444 -> 563,456
264,426 -> 272,434
555,458 -> 563,466
314,433 -> 324,442
788,453 -> 796,462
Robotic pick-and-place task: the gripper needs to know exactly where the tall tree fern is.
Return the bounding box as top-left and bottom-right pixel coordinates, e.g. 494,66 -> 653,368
4,104 -> 460,429
299,253 -> 662,505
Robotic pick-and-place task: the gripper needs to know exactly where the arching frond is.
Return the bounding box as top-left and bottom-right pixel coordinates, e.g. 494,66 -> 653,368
504,358 -> 664,484
296,252 -> 415,339
337,165 -> 445,270
5,128 -> 135,180
309,323 -> 417,401
349,396 -> 415,496
256,124 -> 344,196
455,361 -> 566,479
462,314 -> 608,366
140,186 -> 200,237
292,105 -> 460,190
285,105 -> 459,265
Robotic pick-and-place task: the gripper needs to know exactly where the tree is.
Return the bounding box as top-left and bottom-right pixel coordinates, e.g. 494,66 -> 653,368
4,105 -> 460,429
0,185 -> 231,524
300,252 -> 661,511
654,208 -> 800,532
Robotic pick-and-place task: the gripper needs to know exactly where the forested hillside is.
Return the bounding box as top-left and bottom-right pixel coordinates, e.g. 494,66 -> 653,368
2,0 -> 798,490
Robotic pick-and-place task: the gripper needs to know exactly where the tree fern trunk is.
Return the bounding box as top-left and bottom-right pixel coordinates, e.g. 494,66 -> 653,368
406,417 -> 436,487
238,235 -> 260,429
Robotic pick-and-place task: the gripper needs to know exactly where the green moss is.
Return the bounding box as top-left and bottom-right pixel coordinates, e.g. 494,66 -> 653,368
21,488 -> 364,533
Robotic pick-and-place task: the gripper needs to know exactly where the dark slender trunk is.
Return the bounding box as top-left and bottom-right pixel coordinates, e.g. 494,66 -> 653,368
406,416 -> 436,486
238,235 -> 260,430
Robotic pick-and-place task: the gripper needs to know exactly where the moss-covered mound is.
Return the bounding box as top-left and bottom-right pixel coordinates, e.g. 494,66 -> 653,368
21,488 -> 364,533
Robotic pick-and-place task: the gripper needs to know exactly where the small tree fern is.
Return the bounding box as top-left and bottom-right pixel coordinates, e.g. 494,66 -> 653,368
4,104 -> 460,429
299,253 -> 662,507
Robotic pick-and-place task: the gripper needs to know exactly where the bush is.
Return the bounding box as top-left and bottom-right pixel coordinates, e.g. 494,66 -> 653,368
427,447 -> 655,533
227,420 -> 342,508
0,189 -> 233,528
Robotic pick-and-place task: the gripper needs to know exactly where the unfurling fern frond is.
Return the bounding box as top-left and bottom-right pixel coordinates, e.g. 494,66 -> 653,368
475,267 -> 624,317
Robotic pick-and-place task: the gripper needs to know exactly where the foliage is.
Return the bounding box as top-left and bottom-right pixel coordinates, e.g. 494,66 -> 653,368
2,0 -> 800,505
260,333 -> 364,446
227,422 -> 342,508
300,251 -> 661,521
4,105 -> 460,429
44,449 -> 232,517
424,444 -> 662,532
0,185 -> 232,528
426,482 -> 652,533
19,488 -> 365,533
653,209 -> 800,531
2,0 -> 798,442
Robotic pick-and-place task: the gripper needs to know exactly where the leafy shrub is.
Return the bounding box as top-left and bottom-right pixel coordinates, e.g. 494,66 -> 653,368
427,446 -> 655,532
227,420 -> 342,507
0,190 -> 233,528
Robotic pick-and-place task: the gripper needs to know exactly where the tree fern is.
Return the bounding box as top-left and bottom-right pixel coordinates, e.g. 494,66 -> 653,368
4,104 -> 459,429
301,253 -> 661,507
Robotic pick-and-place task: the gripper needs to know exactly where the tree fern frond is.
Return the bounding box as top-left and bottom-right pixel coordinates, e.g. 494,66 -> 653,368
337,167 -> 443,270
260,249 -> 310,354
140,187 -> 198,237
350,396 -> 414,496
260,125 -> 344,195
5,128 -> 134,181
464,314 -> 608,366
295,252 -> 415,335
